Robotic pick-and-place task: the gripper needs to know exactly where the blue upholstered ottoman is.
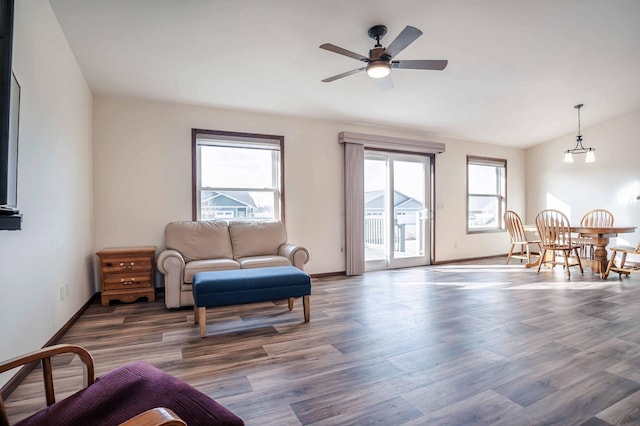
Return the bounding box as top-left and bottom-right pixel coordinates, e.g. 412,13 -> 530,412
193,266 -> 311,337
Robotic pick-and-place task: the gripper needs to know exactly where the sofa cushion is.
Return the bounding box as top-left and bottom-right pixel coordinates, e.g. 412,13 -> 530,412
237,255 -> 292,269
228,221 -> 287,260
165,221 -> 233,262
184,259 -> 240,283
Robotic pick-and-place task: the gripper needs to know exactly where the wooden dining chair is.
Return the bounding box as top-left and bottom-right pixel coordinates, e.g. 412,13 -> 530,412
504,210 -> 541,265
575,209 -> 615,259
604,240 -> 640,278
535,209 -> 583,278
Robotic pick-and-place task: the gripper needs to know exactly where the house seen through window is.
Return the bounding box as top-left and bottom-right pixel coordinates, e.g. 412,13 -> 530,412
192,129 -> 284,222
467,156 -> 506,232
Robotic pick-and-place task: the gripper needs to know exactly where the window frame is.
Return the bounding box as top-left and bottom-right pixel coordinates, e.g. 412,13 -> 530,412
466,155 -> 507,234
191,129 -> 285,222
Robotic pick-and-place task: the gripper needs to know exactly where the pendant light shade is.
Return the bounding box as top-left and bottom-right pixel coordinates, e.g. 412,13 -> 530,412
585,150 -> 596,163
563,152 -> 574,163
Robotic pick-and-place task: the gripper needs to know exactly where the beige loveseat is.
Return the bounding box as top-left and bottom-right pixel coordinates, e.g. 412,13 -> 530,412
157,220 -> 310,308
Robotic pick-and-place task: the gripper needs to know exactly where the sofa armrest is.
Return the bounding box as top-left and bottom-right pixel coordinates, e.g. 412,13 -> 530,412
278,244 -> 310,270
157,250 -> 186,309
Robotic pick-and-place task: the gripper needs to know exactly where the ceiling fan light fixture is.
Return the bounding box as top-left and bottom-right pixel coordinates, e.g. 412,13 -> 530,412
320,25 -> 448,83
366,61 -> 390,79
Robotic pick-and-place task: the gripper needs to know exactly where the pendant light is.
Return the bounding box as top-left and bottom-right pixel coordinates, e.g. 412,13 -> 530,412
563,104 -> 595,163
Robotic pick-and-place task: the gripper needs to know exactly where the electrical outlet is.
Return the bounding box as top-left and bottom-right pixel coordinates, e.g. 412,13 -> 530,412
59,287 -> 65,302
454,241 -> 458,249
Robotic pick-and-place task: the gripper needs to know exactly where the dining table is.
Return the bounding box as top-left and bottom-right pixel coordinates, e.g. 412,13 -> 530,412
523,225 -> 637,278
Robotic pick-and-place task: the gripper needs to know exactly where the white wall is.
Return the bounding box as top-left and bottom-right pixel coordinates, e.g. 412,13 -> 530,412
93,96 -> 524,273
92,97 -> 347,276
0,0 -> 93,388
435,139 -> 526,261
526,109 -> 640,245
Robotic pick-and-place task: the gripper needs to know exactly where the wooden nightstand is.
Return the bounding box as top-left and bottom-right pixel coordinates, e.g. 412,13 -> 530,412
96,246 -> 156,306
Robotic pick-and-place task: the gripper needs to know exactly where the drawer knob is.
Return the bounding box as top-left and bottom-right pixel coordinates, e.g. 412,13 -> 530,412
120,278 -> 136,285
119,262 -> 135,269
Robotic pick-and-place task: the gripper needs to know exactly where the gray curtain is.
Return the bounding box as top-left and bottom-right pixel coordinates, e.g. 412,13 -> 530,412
344,143 -> 364,275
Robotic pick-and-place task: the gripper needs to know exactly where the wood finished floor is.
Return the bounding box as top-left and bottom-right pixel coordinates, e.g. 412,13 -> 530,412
6,258 -> 640,425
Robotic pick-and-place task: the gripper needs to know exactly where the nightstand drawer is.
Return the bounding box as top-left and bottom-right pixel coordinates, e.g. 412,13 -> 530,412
103,274 -> 152,291
100,256 -> 153,274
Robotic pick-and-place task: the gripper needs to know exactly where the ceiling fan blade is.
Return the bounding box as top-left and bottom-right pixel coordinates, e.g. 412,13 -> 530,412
376,75 -> 394,91
392,60 -> 448,70
319,43 -> 370,63
383,26 -> 423,59
322,67 -> 366,82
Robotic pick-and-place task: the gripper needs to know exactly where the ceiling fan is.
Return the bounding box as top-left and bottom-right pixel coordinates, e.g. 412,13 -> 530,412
319,24 -> 448,83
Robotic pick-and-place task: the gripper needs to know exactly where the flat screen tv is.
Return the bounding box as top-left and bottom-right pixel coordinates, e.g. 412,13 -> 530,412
0,0 -> 17,212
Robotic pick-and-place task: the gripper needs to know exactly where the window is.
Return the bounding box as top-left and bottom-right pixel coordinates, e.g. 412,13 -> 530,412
467,156 -> 506,232
192,129 -> 284,222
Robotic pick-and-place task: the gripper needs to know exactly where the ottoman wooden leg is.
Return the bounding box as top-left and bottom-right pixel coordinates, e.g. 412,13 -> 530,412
198,307 -> 207,338
303,295 -> 310,322
193,305 -> 199,323
288,297 -> 294,311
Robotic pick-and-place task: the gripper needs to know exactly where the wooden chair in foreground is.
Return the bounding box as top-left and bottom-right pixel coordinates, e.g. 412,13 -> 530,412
604,240 -> 640,279
574,209 -> 615,259
504,210 -> 541,265
535,209 -> 583,278
0,344 -> 244,426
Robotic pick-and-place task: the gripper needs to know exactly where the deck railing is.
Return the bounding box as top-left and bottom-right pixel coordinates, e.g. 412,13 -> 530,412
364,216 -> 385,245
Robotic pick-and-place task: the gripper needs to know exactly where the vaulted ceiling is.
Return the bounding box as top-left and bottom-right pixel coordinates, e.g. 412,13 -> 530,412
49,0 -> 640,148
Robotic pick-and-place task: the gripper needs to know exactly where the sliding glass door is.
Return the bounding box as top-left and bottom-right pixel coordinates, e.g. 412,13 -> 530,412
364,151 -> 430,270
